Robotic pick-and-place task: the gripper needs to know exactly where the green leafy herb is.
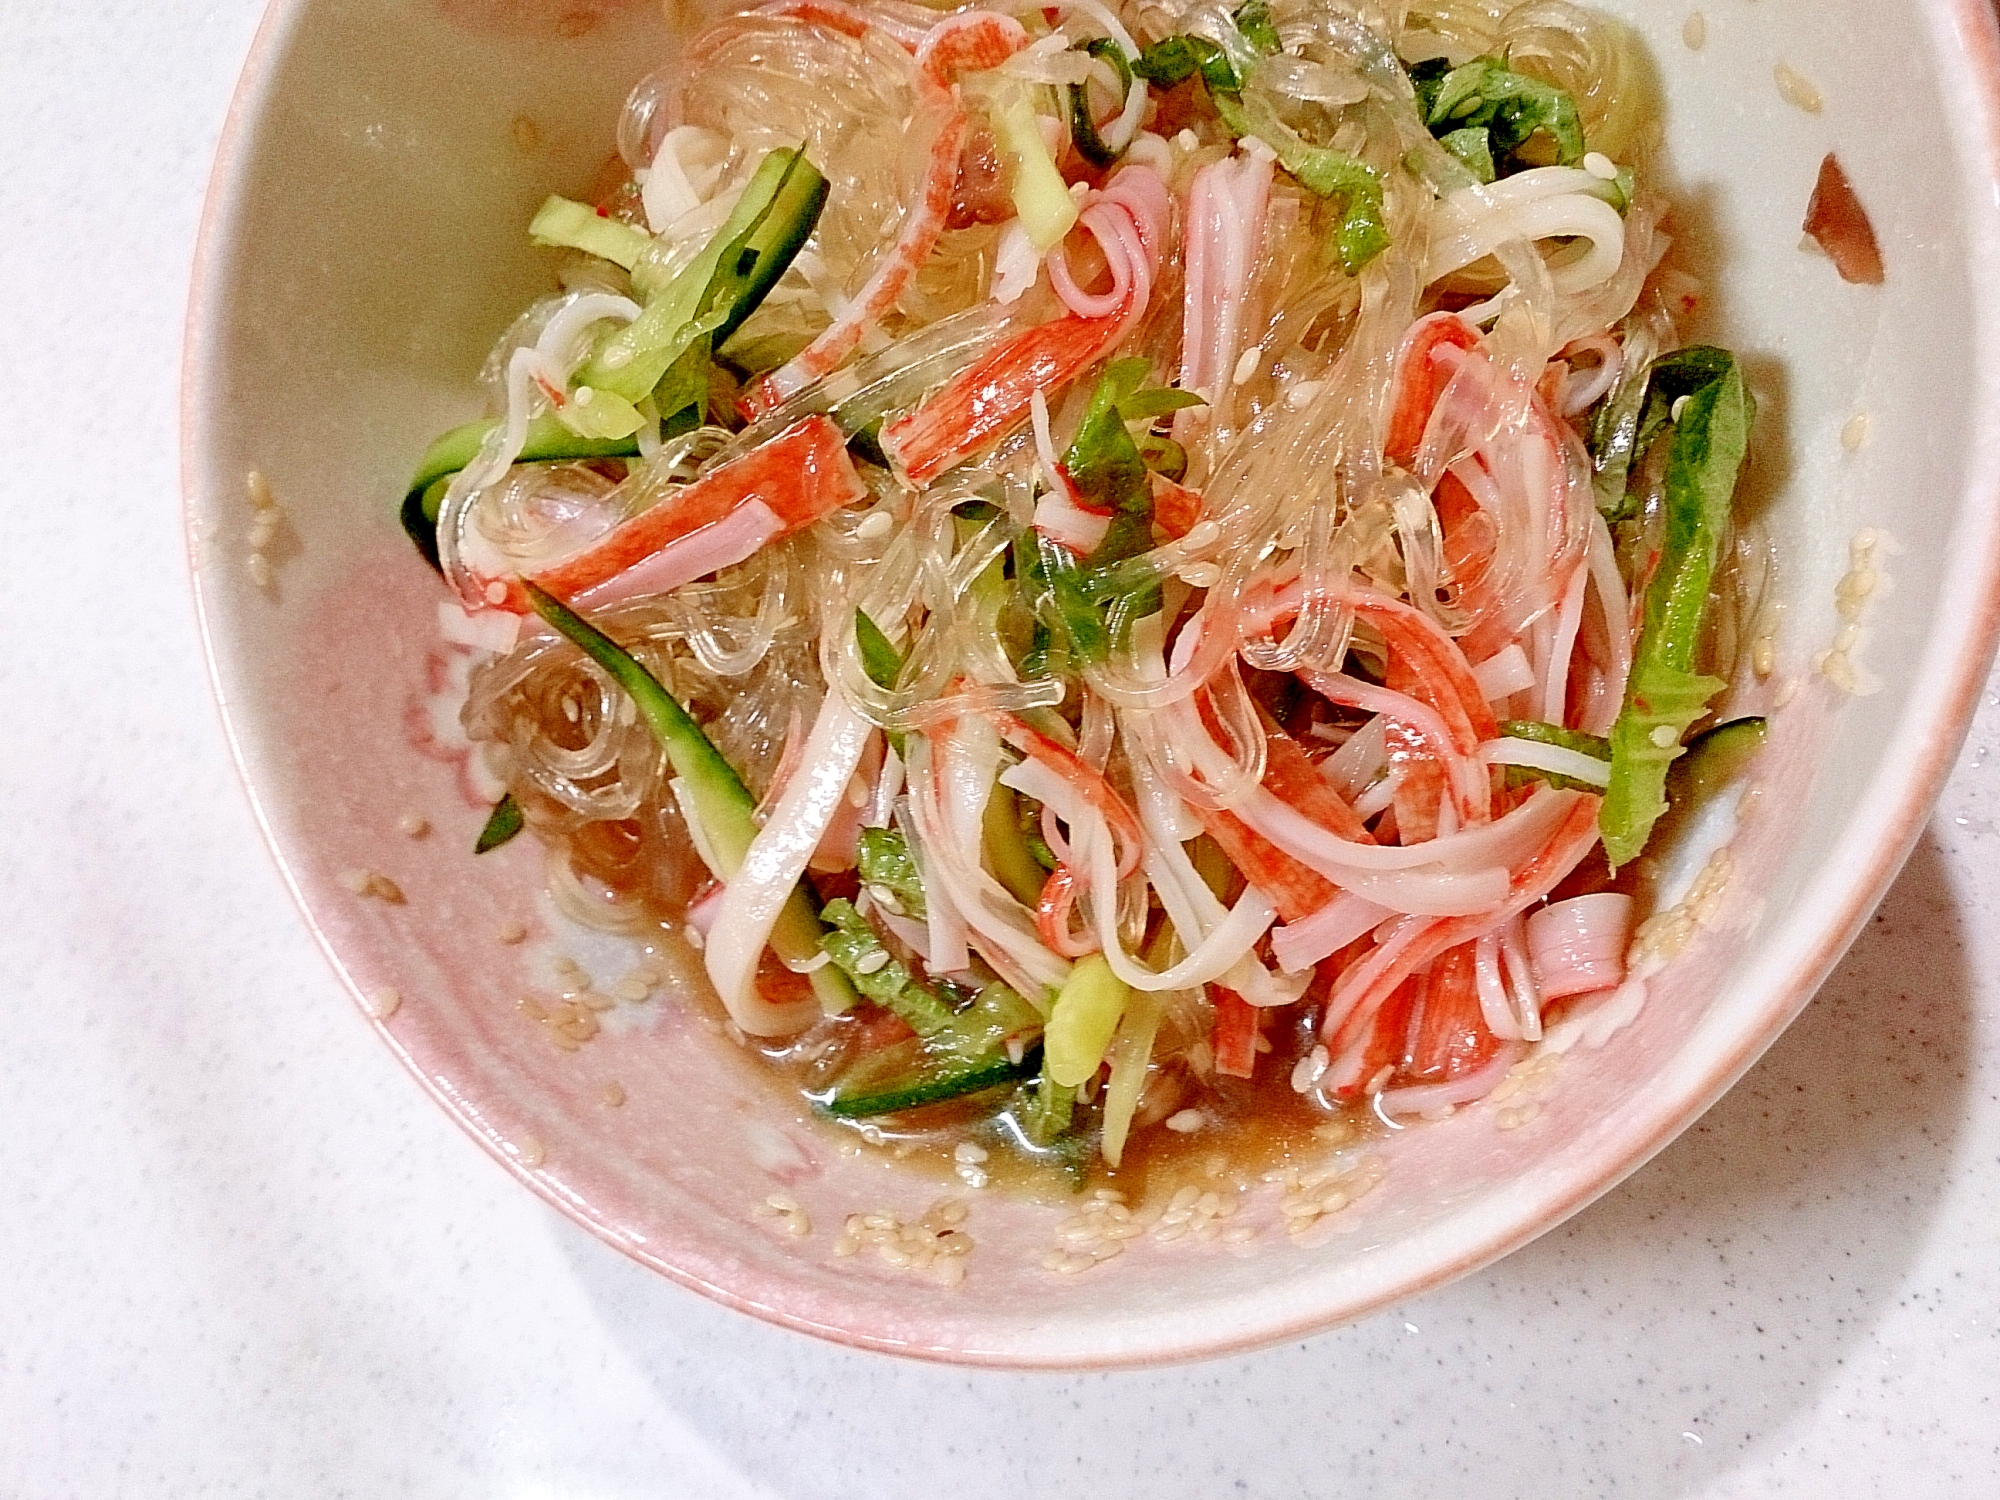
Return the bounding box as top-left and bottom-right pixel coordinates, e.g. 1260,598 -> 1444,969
1233,0 -> 1282,54
474,792 -> 524,853
854,608 -> 903,692
847,418 -> 890,470
1133,33 -> 1240,90
1437,125 -> 1497,184
1600,349 -> 1752,867
1134,29 -> 1389,271
1410,55 -> 1585,176
1593,344 -> 1738,521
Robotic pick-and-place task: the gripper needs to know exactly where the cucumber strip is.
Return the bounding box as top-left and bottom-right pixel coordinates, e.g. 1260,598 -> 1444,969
856,827 -> 927,920
993,83 -> 1080,252
704,149 -> 829,349
1497,720 -> 1612,758
1015,1071 -> 1077,1147
818,897 -> 954,1033
981,783 -> 1050,906
522,582 -> 854,1012
1672,716 -> 1767,806
823,1039 -> 1028,1118
400,415 -> 642,570
575,148 -> 827,403
528,196 -> 655,270
1043,953 -> 1130,1088
1067,39 -> 1133,168
821,982 -> 1042,1117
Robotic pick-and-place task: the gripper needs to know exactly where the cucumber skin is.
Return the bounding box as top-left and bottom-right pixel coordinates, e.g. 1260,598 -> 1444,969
822,1051 -> 1030,1119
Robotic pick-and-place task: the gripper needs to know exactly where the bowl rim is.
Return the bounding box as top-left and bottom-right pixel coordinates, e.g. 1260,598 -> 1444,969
181,0 -> 2000,1368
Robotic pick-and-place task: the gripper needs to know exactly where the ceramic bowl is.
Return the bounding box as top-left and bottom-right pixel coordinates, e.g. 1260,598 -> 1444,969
183,0 -> 2000,1366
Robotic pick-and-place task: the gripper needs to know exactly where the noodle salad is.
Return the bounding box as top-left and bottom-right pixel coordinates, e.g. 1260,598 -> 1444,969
403,0 -> 1764,1176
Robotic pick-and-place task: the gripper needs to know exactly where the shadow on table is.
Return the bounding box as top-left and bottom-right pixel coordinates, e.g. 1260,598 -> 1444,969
561,830 -> 1977,1500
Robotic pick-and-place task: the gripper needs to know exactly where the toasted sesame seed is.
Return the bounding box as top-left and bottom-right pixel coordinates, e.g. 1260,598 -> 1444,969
340,868 -> 405,904
1774,62 -> 1823,114
398,814 -> 430,838
1178,561 -> 1222,589
1180,519 -> 1221,551
602,1081 -> 626,1107
498,920 -> 528,944
368,987 -> 401,1019
1682,11 -> 1705,49
247,553 -> 274,589
511,114 -> 540,152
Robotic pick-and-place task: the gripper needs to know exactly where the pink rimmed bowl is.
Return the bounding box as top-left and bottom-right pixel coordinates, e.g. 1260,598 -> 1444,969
183,0 -> 2000,1366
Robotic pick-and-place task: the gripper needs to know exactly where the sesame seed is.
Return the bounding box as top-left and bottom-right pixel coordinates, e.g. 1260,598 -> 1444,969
1682,11 -> 1705,49
484,580 -> 508,606
1774,62 -> 1823,114
368,987 -> 402,1019
512,114 -> 540,152
856,510 -> 895,540
247,553 -> 274,589
602,1081 -> 626,1107
498,921 -> 528,944
1164,1108 -> 1206,1133
1181,519 -> 1221,551
398,814 -> 430,838
1178,561 -> 1222,589
1582,151 -> 1617,181
1231,346 -> 1264,386
340,868 -> 405,904
1841,412 -> 1870,451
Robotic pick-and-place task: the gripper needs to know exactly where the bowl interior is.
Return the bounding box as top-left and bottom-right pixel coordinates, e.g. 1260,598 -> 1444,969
184,0 -> 2000,1364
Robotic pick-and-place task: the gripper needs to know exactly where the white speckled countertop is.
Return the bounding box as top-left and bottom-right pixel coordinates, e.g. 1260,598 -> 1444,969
4,3 -> 1997,1494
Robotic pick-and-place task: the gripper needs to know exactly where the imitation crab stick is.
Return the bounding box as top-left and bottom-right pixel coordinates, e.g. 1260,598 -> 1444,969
505,414 -> 865,612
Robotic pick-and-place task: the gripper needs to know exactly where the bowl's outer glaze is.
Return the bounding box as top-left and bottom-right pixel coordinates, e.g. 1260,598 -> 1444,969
184,0 -> 2000,1365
